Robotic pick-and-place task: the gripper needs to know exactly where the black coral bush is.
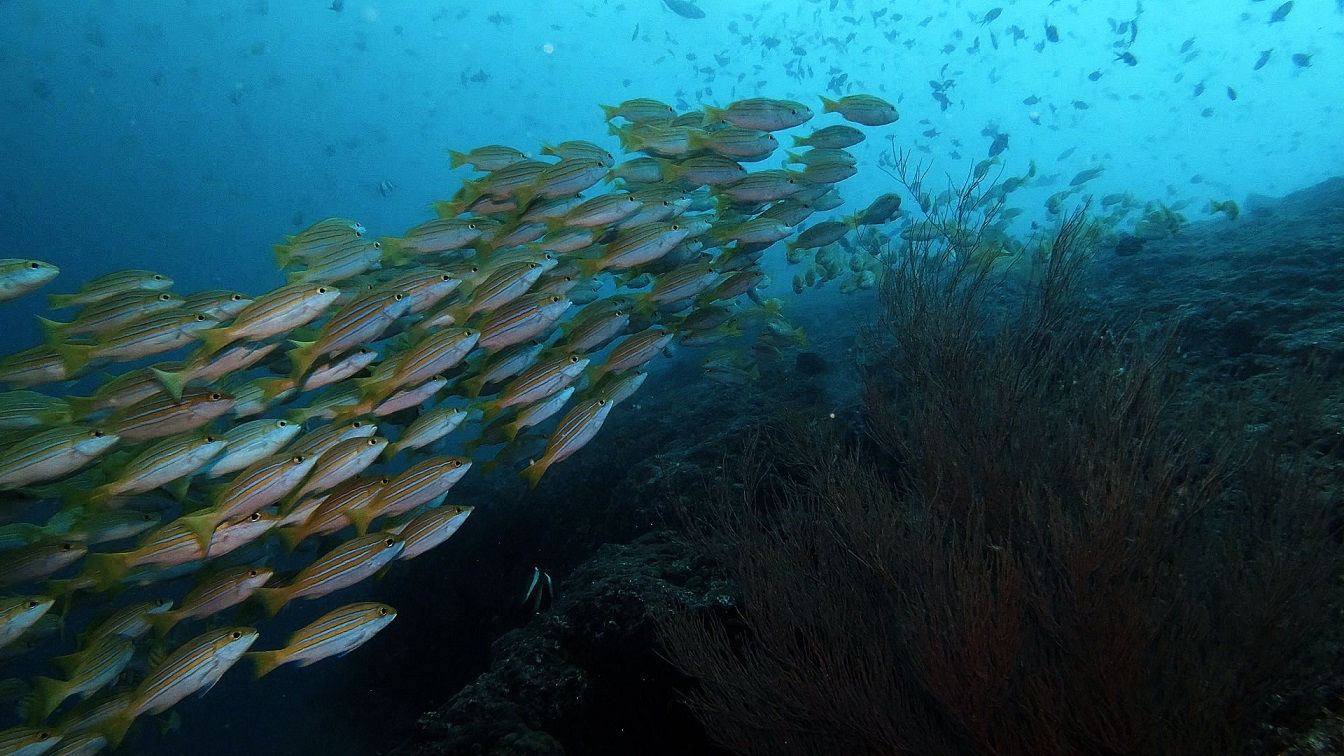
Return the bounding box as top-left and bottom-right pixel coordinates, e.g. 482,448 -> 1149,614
659,210 -> 1344,756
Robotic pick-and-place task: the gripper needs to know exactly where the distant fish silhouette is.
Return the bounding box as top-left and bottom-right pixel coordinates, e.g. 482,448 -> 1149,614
663,0 -> 705,19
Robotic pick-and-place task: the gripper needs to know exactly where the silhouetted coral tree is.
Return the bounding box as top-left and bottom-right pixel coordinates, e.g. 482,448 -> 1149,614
658,206 -> 1344,756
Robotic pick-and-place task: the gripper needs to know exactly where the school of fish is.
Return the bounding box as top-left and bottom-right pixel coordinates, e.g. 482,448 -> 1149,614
0,93 -> 898,754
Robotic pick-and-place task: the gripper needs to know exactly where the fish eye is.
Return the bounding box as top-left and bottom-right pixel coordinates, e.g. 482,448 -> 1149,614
159,293 -> 172,301
394,293 -> 404,300
205,436 -> 216,442
367,438 -> 379,446
231,294 -> 244,300
379,477 -> 390,484
372,242 -> 381,249
292,455 -> 304,463
317,287 -> 329,294
25,600 -> 39,609
250,512 -> 262,521
277,420 -> 289,427
195,314 -> 207,321
569,355 -> 580,363
27,261 -> 39,269
352,420 -> 365,427
37,732 -> 51,741
59,542 -> 74,551
153,274 -> 164,280
210,392 -> 223,400
379,607 -> 389,616
384,538 -> 397,547
249,569 -> 259,576
92,430 -> 105,437
440,274 -> 452,281
468,223 -> 477,229
231,631 -> 243,639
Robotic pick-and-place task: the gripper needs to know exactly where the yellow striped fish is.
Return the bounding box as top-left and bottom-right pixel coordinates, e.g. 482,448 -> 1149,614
0,259 -> 60,303
253,534 -> 406,616
47,269 -> 172,309
104,626 -> 258,743
197,283 -> 341,355
0,426 -> 120,491
28,634 -> 136,720
246,602 -> 397,678
521,396 -> 614,489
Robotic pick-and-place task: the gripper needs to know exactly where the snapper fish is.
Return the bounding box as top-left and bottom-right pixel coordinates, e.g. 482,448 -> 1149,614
0,259 -> 59,302
246,602 -> 397,678
820,94 -> 899,126
705,98 -> 813,132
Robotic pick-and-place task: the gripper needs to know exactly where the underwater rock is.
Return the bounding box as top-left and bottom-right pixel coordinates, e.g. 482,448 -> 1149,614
794,350 -> 829,374
390,533 -> 733,756
1114,233 -> 1145,257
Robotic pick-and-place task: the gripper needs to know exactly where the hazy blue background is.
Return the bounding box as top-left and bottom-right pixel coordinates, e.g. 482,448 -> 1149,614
1,0 -> 1339,311
0,1 -> 1340,753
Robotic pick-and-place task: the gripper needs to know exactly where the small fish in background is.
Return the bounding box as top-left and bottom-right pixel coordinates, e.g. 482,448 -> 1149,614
663,0 -> 705,20
979,7 -> 1003,25
1115,51 -> 1137,66
1292,53 -> 1313,68
1208,200 -> 1241,220
1226,86 -> 1238,101
330,0 -> 344,12
378,179 -> 395,197
523,567 -> 553,613
1254,50 -> 1272,71
1268,1 -> 1293,24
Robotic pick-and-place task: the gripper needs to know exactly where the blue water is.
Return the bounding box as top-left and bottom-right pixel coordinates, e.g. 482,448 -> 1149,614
0,1 -> 1340,753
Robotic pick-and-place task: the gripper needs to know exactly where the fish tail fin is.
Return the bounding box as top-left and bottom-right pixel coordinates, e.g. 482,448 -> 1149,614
460,374 -> 488,400
501,419 -> 523,443
50,343 -> 93,374
64,394 -> 97,419
575,257 -> 605,279
247,650 -> 285,680
347,508 -> 376,538
100,707 -> 136,747
791,134 -> 808,148
147,611 -> 179,637
252,587 -> 290,618
286,340 -> 319,380
610,124 -> 640,153
175,512 -> 218,555
26,676 -> 68,723
272,243 -> 297,269
47,293 -> 82,309
702,104 -> 726,124
446,149 -> 470,169
378,237 -> 410,268
149,366 -> 186,401
195,328 -> 235,357
819,95 -> 840,113
33,316 -> 68,346
80,553 -> 131,591
521,458 -> 549,489
599,104 -> 619,122
657,160 -> 682,183
255,376 -> 297,404
276,526 -> 308,553
431,200 -> 462,218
